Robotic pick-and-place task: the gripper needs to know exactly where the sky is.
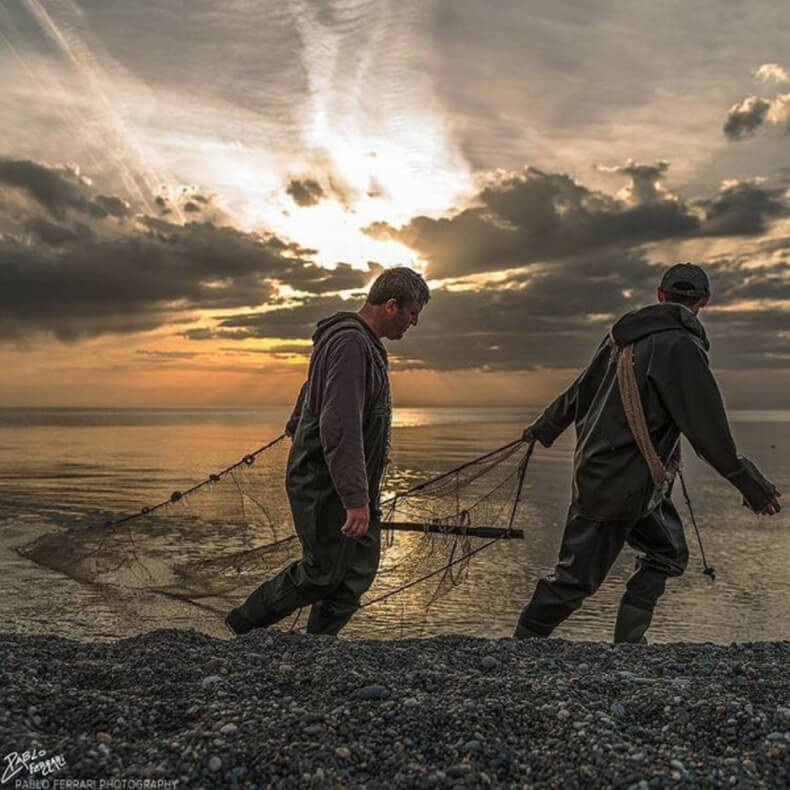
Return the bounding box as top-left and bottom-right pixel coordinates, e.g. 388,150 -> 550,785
1,0 -> 789,408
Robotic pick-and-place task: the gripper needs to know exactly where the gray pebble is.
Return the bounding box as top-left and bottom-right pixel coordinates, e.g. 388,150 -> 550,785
353,684 -> 390,701
5,626 -> 788,789
480,656 -> 498,671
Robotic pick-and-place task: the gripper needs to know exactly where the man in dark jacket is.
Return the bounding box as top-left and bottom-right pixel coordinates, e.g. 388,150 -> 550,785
226,267 -> 430,636
515,263 -> 781,643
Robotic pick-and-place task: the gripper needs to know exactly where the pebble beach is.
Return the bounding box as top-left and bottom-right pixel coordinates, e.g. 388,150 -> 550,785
1,629 -> 789,789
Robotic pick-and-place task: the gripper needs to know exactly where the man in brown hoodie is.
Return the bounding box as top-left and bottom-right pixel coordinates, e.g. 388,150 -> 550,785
226,267 -> 430,636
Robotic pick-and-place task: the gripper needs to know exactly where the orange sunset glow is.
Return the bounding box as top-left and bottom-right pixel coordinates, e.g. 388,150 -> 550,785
1,2 -> 789,408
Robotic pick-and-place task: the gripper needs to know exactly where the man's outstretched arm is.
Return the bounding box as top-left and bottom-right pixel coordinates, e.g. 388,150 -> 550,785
524,338 -> 609,446
524,374 -> 582,446
653,337 -> 780,514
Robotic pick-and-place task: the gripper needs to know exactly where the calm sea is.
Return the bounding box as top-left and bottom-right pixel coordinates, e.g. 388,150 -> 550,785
1,407 -> 788,644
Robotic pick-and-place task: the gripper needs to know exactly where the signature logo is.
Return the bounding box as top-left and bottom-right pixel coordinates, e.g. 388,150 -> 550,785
2,748 -> 67,785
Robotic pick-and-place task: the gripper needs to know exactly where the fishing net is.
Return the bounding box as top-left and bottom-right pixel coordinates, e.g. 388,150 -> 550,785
17,433 -> 533,635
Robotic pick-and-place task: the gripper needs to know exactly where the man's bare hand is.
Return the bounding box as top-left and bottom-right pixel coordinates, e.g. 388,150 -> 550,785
341,505 -> 370,538
758,491 -> 782,516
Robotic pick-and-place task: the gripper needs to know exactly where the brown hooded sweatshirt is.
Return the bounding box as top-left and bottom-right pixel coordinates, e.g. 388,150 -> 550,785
286,312 -> 390,510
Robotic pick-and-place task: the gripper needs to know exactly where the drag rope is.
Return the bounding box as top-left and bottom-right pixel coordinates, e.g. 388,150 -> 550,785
678,467 -> 716,581
101,432 -> 288,528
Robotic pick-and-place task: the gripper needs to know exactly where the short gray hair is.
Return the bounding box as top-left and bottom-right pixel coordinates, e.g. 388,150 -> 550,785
367,266 -> 431,307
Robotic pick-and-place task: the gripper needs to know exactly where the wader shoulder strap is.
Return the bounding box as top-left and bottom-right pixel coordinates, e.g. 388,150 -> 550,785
615,342 -> 672,488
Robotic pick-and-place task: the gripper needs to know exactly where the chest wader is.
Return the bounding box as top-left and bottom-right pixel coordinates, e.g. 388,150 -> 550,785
232,353 -> 391,636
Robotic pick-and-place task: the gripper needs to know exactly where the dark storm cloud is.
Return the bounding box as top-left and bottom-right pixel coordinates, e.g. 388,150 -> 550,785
136,349 -> 201,360
0,159 -> 131,220
596,159 -> 672,204
723,89 -> 790,142
723,97 -> 772,140
0,160 -> 381,341
0,230 -> 272,342
200,250 -> 652,368
365,164 -> 790,279
23,217 -> 93,247
92,194 -> 132,218
365,165 -> 700,278
5,160 -> 787,373
205,248 -> 790,373
705,308 -> 790,370
698,180 -> 789,235
207,295 -> 359,341
286,178 -> 325,207
284,261 -> 383,295
182,328 -> 215,341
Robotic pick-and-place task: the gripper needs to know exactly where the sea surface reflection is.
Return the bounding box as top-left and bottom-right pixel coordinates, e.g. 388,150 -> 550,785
1,407 -> 787,644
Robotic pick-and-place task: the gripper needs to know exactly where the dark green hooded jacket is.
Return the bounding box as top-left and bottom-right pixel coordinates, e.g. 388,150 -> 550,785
531,302 -> 776,522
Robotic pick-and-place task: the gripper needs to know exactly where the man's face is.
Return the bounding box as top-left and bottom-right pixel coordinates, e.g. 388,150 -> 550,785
384,299 -> 422,340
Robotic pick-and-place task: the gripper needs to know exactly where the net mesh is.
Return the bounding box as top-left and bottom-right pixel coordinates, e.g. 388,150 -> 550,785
17,435 -> 532,633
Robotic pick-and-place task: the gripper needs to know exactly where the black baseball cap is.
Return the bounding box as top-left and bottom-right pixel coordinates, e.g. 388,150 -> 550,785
660,262 -> 710,298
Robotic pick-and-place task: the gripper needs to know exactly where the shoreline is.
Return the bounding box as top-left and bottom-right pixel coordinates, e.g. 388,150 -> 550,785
1,630 -> 789,788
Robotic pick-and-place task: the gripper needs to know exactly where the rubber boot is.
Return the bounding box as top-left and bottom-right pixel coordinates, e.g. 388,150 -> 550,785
613,602 -> 652,644
225,607 -> 255,636
306,600 -> 353,636
513,622 -> 548,639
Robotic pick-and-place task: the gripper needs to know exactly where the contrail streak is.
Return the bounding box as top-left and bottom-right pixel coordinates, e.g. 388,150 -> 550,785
0,26 -> 105,174
18,0 -> 179,218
